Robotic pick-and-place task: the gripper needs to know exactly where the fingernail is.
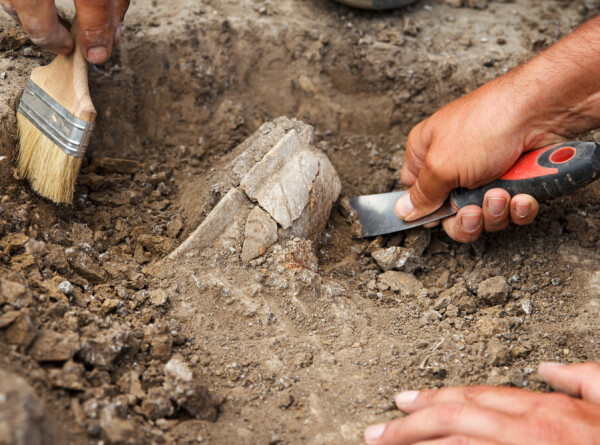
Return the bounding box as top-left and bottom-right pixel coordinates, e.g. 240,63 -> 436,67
364,424 -> 386,444
515,202 -> 531,218
541,361 -> 565,368
395,193 -> 414,219
460,212 -> 481,232
395,390 -> 419,407
487,197 -> 506,217
87,46 -> 108,63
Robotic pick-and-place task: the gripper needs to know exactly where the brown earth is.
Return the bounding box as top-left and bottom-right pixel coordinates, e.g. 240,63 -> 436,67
1,0 -> 600,443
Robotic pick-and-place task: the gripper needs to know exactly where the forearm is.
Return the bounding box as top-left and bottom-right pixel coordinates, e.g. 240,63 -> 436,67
499,16 -> 600,142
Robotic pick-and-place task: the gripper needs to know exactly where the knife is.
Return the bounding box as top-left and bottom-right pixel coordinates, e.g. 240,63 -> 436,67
350,141 -> 600,237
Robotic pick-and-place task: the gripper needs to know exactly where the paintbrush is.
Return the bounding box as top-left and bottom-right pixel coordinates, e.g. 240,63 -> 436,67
16,18 -> 95,204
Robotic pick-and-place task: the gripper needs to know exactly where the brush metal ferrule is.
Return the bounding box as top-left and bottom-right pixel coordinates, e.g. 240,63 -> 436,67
18,79 -> 94,158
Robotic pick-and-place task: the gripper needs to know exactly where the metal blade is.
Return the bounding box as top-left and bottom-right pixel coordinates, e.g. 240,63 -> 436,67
349,191 -> 457,237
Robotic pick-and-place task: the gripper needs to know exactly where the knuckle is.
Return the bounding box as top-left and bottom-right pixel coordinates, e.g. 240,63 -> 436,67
461,386 -> 489,403
436,402 -> 465,426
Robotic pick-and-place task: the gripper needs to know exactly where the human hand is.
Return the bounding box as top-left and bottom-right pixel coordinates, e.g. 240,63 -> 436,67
364,362 -> 600,445
395,16 -> 600,243
1,0 -> 130,64
394,74 -> 566,242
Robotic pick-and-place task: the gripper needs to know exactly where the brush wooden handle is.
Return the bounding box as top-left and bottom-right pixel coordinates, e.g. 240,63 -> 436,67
29,19 -> 96,123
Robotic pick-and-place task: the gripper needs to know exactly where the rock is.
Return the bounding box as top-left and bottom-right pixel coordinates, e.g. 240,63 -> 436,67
475,316 -> 510,336
0,311 -> 36,348
404,228 -> 431,256
149,289 -> 169,306
168,118 -> 340,263
372,247 -> 425,273
151,335 -> 173,362
48,360 -> 87,391
486,338 -> 509,365
101,299 -> 121,314
0,281 -> 26,306
169,188 -> 251,258
241,206 -> 278,263
0,233 -> 29,255
57,281 -> 74,295
117,371 -> 145,400
477,276 -> 509,306
164,355 -> 220,421
0,369 -> 45,445
241,131 -> 319,229
66,249 -> 107,283
137,234 -> 177,255
166,217 -> 183,238
141,387 -> 174,420
101,415 -> 135,445
78,327 -> 138,368
377,271 -> 423,298
29,329 -> 80,362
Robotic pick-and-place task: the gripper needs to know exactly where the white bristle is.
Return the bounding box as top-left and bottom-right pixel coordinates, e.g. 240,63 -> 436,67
17,112 -> 83,204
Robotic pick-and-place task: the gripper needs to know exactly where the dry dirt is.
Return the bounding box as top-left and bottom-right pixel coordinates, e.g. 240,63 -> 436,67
1,0 -> 600,444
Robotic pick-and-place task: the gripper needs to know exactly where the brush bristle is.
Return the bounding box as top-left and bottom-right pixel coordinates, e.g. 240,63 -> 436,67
17,112 -> 83,204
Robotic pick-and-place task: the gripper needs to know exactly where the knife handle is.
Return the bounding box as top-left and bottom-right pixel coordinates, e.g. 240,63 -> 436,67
450,141 -> 600,210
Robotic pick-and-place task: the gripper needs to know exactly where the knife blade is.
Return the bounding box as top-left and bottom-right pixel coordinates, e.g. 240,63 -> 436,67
350,141 -> 600,238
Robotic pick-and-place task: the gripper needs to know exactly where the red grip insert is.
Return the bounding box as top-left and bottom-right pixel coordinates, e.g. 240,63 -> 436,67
500,145 -> 558,181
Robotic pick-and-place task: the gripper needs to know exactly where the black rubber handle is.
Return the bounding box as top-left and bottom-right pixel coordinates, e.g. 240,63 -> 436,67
450,142 -> 600,209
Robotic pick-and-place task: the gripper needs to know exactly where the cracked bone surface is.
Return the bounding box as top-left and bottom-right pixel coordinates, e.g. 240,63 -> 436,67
170,117 -> 341,264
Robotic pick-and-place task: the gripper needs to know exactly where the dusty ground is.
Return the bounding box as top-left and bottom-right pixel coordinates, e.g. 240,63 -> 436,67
1,0 -> 600,443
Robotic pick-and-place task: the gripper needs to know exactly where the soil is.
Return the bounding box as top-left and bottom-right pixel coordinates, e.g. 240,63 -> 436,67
1,0 -> 600,444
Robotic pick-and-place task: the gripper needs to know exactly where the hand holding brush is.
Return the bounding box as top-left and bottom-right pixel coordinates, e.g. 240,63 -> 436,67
16,18 -> 95,204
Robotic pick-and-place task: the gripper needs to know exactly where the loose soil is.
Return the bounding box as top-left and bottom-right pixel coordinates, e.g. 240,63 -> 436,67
1,0 -> 600,444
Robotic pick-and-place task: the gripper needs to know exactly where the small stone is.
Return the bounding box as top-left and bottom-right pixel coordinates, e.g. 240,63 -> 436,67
0,311 -> 36,348
404,228 -> 431,256
477,276 -> 509,306
66,249 -> 107,284
1,281 -> 26,306
151,335 -> 173,362
166,217 -> 183,238
149,289 -> 169,307
101,299 -> 121,314
520,299 -> 533,315
58,281 -> 74,295
141,387 -> 174,420
48,360 -> 87,391
117,371 -> 145,400
29,329 -> 80,362
487,338 -> 509,365
475,316 -> 510,336
163,355 -> 221,421
78,327 -> 138,368
138,234 -> 177,255
377,271 -> 423,298
371,247 -> 425,273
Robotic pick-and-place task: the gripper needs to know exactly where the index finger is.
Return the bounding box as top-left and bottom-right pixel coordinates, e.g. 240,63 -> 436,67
395,385 -> 543,416
74,0 -> 114,64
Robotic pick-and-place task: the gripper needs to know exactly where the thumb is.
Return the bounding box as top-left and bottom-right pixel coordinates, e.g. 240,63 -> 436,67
395,161 -> 455,221
539,362 -> 600,404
